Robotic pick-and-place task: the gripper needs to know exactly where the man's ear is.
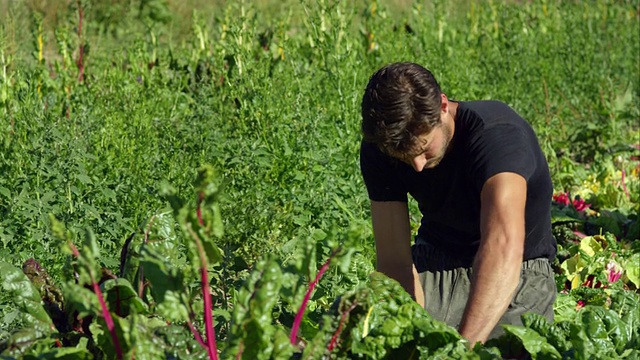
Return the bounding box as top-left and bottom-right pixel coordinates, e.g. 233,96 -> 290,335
440,93 -> 449,113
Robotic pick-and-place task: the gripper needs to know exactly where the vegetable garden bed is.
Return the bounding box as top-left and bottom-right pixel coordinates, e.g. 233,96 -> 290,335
0,0 -> 638,358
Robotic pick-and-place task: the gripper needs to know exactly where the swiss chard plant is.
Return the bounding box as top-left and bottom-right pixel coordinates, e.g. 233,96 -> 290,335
2,167 -> 639,359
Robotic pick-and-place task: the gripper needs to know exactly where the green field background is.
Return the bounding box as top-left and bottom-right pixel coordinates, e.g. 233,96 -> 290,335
1,0 -> 639,341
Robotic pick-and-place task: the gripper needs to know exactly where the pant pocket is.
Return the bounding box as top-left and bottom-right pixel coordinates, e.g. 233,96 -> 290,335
509,266 -> 556,322
490,263 -> 556,339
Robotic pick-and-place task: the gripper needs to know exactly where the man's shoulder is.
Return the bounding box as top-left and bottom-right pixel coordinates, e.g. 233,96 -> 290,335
458,100 -> 531,133
459,100 -> 520,119
360,140 -> 398,168
359,140 -> 410,202
359,140 -> 380,160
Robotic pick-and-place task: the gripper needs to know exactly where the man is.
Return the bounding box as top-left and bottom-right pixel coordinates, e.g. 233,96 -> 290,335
359,62 -> 557,345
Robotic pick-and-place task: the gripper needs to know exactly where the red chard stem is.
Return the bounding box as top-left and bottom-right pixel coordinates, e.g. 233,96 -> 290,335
187,319 -> 207,349
621,169 -> 630,199
188,226 -> 218,359
328,302 -> 358,352
290,247 -> 341,345
75,0 -> 85,83
92,276 -> 123,359
197,192 -> 204,226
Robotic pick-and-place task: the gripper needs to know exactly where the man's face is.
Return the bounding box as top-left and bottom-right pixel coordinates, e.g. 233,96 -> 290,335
394,123 -> 453,172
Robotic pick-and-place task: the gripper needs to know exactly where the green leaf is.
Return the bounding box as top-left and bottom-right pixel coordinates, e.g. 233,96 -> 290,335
101,278 -> 148,318
201,236 -> 223,265
623,253 -> 640,288
521,313 -> 571,355
139,246 -> 189,322
560,253 -> 587,288
90,315 -> 131,359
613,86 -> 633,115
0,186 -> 10,198
285,235 -> 317,280
569,306 -> 620,358
224,257 -> 288,359
139,245 -> 185,296
344,272 -> 463,358
122,315 -> 170,360
22,347 -> 93,359
585,306 -> 633,355
502,325 -> 562,359
62,283 -> 101,319
154,291 -> 190,323
75,173 -> 92,185
0,261 -> 53,330
579,236 -> 604,258
194,165 -> 225,239
553,293 -> 580,323
551,207 -> 582,224
587,216 -> 622,238
152,324 -> 205,358
81,228 -> 101,262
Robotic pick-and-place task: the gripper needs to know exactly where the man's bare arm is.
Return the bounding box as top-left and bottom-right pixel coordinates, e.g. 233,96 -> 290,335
458,172 -> 527,345
370,201 -> 425,307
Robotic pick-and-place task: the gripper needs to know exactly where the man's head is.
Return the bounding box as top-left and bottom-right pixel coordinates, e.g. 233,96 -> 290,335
361,62 -> 448,169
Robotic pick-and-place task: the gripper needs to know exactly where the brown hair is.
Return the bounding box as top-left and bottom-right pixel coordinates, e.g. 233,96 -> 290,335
361,62 -> 443,157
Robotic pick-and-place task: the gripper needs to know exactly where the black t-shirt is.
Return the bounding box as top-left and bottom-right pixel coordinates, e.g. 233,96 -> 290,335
360,100 -> 557,263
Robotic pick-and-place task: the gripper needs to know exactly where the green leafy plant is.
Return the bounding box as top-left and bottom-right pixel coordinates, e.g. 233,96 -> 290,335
1,0 -> 639,358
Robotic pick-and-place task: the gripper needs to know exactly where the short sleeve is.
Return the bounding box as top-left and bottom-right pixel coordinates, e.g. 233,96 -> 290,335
359,141 -> 408,202
467,123 -> 537,193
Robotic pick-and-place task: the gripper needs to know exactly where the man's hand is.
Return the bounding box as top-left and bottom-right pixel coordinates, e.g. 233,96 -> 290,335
458,172 -> 527,345
370,201 -> 424,307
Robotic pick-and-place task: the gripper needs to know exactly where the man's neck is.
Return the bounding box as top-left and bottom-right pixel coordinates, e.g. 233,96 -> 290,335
449,100 -> 459,120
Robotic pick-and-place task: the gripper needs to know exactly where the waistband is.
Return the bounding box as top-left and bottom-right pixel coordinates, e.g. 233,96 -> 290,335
412,237 -> 551,273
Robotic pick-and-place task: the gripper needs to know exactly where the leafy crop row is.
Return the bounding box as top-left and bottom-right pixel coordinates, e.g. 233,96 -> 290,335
1,167 -> 639,358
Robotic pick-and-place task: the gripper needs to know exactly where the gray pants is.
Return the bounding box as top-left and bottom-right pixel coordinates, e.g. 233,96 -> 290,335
412,240 -> 556,339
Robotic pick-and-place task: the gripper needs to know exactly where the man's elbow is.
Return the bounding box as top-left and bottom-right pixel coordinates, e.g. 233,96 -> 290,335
481,231 -> 525,263
376,261 -> 415,283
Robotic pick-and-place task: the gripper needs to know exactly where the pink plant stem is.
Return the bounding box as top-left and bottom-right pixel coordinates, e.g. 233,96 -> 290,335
573,230 -> 587,239
197,192 -> 204,226
92,278 -> 123,359
187,319 -> 207,349
621,170 -> 630,199
188,227 -> 218,360
235,343 -> 244,360
68,242 -> 81,258
75,0 -> 85,83
289,247 -> 341,345
199,248 -> 218,359
328,302 -> 357,352
69,241 -> 123,359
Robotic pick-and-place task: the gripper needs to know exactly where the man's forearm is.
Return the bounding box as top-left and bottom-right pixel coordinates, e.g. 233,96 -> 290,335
458,242 -> 521,345
377,263 -> 425,307
461,172 -> 527,345
412,264 -> 425,308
